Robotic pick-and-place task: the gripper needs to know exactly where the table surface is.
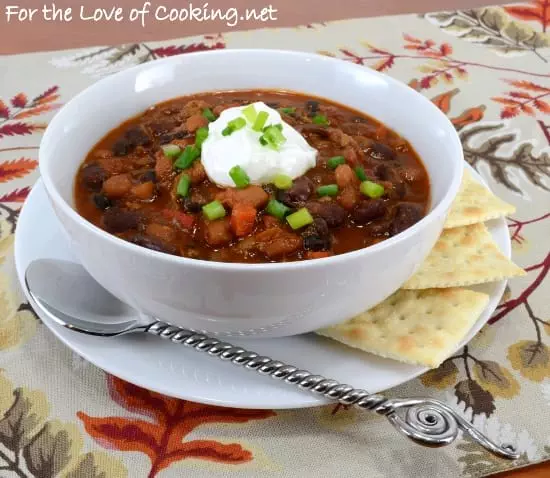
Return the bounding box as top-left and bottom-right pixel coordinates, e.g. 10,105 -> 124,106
0,1 -> 548,477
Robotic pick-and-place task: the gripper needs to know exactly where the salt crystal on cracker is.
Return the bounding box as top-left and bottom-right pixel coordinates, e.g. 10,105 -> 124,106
403,223 -> 525,289
445,168 -> 515,229
317,288 -> 489,368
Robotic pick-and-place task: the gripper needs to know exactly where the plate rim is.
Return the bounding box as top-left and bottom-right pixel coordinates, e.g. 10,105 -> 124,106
14,167 -> 509,409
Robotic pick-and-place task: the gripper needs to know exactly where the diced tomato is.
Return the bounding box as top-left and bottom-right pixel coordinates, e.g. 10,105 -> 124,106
306,251 -> 331,259
174,211 -> 195,230
161,209 -> 195,230
230,203 -> 257,237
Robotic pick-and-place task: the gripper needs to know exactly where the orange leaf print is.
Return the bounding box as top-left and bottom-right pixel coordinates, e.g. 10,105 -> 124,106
79,375 -> 275,478
431,88 -> 459,114
10,93 -> 27,108
535,99 -> 550,112
505,1 -> 550,32
505,79 -> 550,92
13,103 -> 61,120
0,100 -> 9,119
451,105 -> 486,128
494,78 -> 550,118
372,56 -> 394,72
439,43 -> 453,56
501,106 -> 520,119
0,158 -> 38,182
402,33 -> 422,44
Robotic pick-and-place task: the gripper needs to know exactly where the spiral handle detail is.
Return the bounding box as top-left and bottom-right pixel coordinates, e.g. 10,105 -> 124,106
146,321 -> 519,459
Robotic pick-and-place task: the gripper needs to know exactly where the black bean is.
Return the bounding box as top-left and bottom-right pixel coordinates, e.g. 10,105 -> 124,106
181,197 -> 202,213
140,170 -> 157,183
277,177 -> 314,207
352,200 -> 387,224
103,208 -> 142,233
303,234 -> 331,251
306,201 -> 347,228
128,234 -> 178,255
92,193 -> 111,211
262,184 -> 276,196
306,100 -> 319,116
112,138 -> 130,156
80,163 -> 107,192
369,142 -> 396,161
159,130 -> 190,144
266,102 -> 279,108
147,121 -> 178,137
390,203 -> 423,236
374,163 -> 391,180
312,217 -> 330,237
125,126 -> 151,147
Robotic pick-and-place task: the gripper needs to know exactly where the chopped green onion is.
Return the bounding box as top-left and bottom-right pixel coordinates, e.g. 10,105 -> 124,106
176,174 -> 191,197
195,127 -> 209,150
222,117 -> 247,136
259,136 -> 268,146
229,165 -> 250,188
273,173 -> 293,190
174,145 -> 200,169
327,155 -> 346,169
242,104 -> 257,123
355,166 -> 367,182
360,180 -> 385,199
265,199 -> 290,220
286,208 -> 314,230
161,144 -> 181,157
317,184 -> 339,197
260,125 -> 286,150
202,108 -> 216,122
252,111 -> 269,131
312,114 -> 329,126
202,200 -> 226,220
280,107 -> 296,115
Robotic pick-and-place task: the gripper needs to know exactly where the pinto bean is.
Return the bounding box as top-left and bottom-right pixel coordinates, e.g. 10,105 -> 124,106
185,114 -> 209,132
216,185 -> 269,209
204,218 -> 233,246
337,186 -> 360,211
255,228 -> 302,259
103,174 -> 132,199
154,151 -> 173,182
335,164 -> 358,188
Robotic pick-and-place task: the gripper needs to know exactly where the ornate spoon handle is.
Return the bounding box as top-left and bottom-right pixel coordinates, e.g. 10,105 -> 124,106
146,321 -> 518,459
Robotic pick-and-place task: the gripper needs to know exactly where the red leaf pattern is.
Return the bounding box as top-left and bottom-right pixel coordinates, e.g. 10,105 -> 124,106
78,375 -> 274,477
0,187 -> 31,202
0,123 -> 35,138
32,86 -> 59,105
10,93 -> 27,108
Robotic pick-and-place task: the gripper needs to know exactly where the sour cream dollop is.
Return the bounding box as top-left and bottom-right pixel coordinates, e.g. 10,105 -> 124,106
201,102 -> 317,187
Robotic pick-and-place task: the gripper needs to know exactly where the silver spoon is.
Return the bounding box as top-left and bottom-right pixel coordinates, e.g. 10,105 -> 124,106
25,258 -> 519,459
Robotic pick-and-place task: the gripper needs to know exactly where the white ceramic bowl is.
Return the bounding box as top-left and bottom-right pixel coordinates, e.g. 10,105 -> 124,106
39,49 -> 463,338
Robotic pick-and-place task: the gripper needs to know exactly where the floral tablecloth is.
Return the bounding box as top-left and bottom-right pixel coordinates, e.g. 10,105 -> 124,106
1,3 -> 550,477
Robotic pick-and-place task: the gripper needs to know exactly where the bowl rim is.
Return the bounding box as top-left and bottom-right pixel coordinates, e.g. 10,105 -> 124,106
39,48 -> 464,272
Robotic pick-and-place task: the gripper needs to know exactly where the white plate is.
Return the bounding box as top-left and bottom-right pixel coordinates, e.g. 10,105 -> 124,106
14,172 -> 509,409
